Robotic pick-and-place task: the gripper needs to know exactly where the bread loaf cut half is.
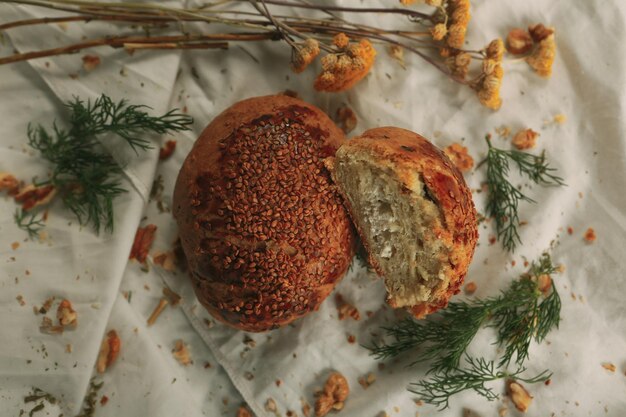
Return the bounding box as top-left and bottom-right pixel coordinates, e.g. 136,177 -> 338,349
325,127 -> 477,318
173,95 -> 355,332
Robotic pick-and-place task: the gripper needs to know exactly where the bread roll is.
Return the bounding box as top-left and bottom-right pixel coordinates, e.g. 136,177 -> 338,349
173,95 -> 355,332
325,127 -> 477,318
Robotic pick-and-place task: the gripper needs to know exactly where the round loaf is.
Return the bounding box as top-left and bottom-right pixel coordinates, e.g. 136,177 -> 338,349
173,95 -> 355,332
326,127 -> 477,318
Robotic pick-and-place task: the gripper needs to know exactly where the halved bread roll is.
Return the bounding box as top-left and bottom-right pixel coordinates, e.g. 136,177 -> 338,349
325,127 -> 477,318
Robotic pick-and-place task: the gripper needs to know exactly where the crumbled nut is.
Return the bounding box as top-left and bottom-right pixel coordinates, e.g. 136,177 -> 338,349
265,398 -> 277,412
335,294 -> 360,321
553,114 -> 566,124
276,379 -> 282,387
536,274 -> 552,295
444,143 -> 474,172
243,335 -> 257,348
567,227 -> 574,235
16,295 -> 25,306
172,339 -> 192,365
602,362 -> 616,372
11,241 -> 20,250
97,330 -> 121,373
315,372 -> 349,417
153,251 -> 176,271
40,316 -> 64,334
100,395 -> 109,406
14,184 -> 57,211
57,299 -> 78,327
584,228 -> 596,243
464,282 -> 477,295
528,24 -> 554,42
147,298 -> 168,326
495,125 -> 512,139
499,407 -> 508,416
0,172 -> 19,195
347,334 -> 356,344
512,128 -> 539,150
507,380 -> 533,412
506,28 -> 533,55
129,224 -> 157,263
237,405 -> 254,417
82,54 -> 101,71
66,343 -> 72,353
358,373 -> 376,389
159,140 -> 177,160
335,106 -> 357,134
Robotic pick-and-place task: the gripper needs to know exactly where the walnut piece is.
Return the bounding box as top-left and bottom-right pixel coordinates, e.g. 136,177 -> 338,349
335,106 -> 357,134
57,299 -> 78,327
315,372 -> 349,417
335,294 -> 360,321
512,128 -> 539,150
528,24 -> 554,42
0,172 -> 19,195
172,339 -> 192,365
97,330 -> 121,373
507,380 -> 533,413
82,54 -> 101,71
444,143 -> 474,172
506,28 -> 533,55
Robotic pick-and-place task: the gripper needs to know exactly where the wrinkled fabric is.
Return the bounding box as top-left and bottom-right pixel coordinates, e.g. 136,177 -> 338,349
1,1 -> 625,416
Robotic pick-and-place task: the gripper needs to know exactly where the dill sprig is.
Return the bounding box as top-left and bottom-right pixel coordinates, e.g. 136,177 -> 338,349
409,356 -> 552,410
482,136 -> 565,252
368,253 -> 561,407
27,94 -> 192,234
14,208 -> 45,239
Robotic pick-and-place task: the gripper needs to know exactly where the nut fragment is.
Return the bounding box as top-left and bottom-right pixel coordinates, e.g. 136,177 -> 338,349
358,373 -> 376,389
315,372 -> 349,417
159,140 -> 177,160
536,274 -> 552,295
129,224 -> 157,263
172,339 -> 192,365
0,172 -> 19,195
14,184 -> 57,211
82,54 -> 101,71
507,380 -> 533,413
57,299 -> 78,327
602,362 -> 616,372
153,251 -> 176,271
237,405 -> 254,417
97,330 -> 121,373
512,128 -> 539,150
40,316 -> 64,334
335,106 -> 357,134
584,228 -> 596,243
464,281 -> 477,295
335,294 -> 360,321
506,28 -> 533,55
444,143 -> 474,172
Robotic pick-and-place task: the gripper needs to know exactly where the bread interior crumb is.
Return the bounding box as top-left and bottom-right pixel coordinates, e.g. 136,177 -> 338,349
334,152 -> 450,307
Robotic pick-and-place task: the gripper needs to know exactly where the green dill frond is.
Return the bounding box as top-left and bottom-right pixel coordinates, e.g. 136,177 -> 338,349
369,253 -> 562,404
410,356 -> 551,409
483,136 -> 564,252
26,94 -> 193,234
14,209 -> 45,239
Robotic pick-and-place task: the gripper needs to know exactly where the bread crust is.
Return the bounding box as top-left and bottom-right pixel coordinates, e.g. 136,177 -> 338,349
173,95 -> 355,332
326,127 -> 477,318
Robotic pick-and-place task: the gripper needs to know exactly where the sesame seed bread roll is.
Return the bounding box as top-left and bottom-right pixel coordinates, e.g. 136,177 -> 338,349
173,95 -> 355,332
325,127 -> 477,318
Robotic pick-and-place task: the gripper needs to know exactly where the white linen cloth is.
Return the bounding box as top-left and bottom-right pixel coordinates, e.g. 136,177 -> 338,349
1,1 -> 625,416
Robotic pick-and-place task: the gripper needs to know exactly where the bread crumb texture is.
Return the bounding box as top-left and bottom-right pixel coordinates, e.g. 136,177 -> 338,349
329,127 -> 477,317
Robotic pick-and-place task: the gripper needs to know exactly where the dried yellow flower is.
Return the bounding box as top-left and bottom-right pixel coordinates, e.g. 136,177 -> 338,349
291,38 -> 320,74
486,38 -> 504,62
431,23 -> 448,41
447,23 -> 467,49
526,33 -> 556,77
314,39 -> 376,92
446,52 -> 471,79
475,64 -> 504,110
332,33 -> 350,49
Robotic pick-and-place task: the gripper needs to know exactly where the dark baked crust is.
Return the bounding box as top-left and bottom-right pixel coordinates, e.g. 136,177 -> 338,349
327,127 -> 478,318
173,95 -> 355,332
